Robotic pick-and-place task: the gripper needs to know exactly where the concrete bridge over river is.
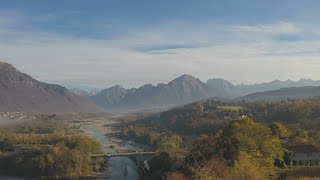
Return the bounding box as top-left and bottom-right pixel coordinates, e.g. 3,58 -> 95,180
91,151 -> 156,175
91,151 -> 156,158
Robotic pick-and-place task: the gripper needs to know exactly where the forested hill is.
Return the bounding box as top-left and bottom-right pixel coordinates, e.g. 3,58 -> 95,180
120,98 -> 320,179
124,98 -> 320,137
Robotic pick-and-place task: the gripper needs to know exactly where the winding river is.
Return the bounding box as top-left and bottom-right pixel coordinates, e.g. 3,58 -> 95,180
80,125 -> 140,180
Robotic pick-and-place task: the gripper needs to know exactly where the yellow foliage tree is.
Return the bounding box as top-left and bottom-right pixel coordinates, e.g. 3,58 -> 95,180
232,151 -> 268,180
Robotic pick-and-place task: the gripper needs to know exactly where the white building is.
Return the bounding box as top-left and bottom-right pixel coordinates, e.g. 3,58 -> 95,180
288,145 -> 320,165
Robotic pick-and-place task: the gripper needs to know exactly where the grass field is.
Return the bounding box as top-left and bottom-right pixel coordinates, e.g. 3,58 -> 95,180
218,106 -> 242,111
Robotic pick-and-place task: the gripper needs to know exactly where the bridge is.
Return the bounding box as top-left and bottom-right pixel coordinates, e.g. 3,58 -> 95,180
91,151 -> 155,174
91,151 -> 156,158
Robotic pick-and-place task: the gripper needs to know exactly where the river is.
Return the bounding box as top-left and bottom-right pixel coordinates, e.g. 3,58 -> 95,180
80,125 -> 140,180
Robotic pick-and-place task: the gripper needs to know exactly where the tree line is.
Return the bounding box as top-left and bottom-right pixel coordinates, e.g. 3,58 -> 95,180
0,116 -> 104,178
120,98 -> 320,179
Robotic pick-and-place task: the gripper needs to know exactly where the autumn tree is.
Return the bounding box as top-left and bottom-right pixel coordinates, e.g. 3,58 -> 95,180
193,158 -> 232,180
165,172 -> 188,180
232,152 -> 268,180
157,135 -> 184,161
221,118 -> 284,177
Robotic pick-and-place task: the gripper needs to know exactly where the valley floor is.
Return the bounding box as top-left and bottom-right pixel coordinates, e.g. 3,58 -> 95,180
75,115 -> 152,153
72,114 -> 153,180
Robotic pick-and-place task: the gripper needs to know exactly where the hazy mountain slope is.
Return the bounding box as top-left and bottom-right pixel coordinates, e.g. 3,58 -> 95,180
235,79 -> 320,96
206,78 -> 238,98
70,88 -> 91,96
89,89 -> 100,96
91,74 -> 320,112
206,78 -> 320,98
235,86 -> 320,102
90,85 -> 127,108
90,74 -> 216,111
0,62 -> 103,113
70,88 -> 100,97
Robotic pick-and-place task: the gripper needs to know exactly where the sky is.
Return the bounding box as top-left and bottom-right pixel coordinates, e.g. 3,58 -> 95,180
1,0 -> 320,89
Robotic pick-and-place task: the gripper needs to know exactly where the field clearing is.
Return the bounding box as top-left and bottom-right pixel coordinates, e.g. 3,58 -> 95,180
218,106 -> 242,111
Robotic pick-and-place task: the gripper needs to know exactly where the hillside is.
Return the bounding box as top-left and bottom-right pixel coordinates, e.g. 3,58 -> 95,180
235,86 -> 320,102
70,88 -> 91,97
206,78 -> 320,98
125,97 -> 320,138
234,79 -> 320,95
0,62 -> 103,113
206,78 -> 238,97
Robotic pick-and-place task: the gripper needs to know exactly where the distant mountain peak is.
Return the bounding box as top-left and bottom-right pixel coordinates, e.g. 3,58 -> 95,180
169,74 -> 201,85
206,78 -> 236,98
175,74 -> 197,80
112,85 -> 125,90
139,84 -> 155,89
207,78 -> 234,86
270,79 -> 282,83
100,85 -> 126,95
298,78 -> 315,82
0,61 -> 11,66
0,61 -> 18,72
285,79 -> 294,83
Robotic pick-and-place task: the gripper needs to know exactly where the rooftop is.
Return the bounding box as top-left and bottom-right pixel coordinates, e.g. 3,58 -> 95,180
287,144 -> 320,153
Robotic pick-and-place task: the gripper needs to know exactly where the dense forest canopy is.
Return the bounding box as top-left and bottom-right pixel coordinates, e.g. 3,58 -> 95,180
122,98 -> 320,137
120,98 -> 320,179
0,116 -> 104,178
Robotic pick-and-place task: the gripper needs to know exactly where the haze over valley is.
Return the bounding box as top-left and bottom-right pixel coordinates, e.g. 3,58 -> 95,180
1,61 -> 320,113
1,1 -> 320,180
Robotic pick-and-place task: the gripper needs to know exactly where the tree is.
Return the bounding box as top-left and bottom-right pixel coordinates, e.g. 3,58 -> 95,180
221,118 -> 284,177
232,151 -> 268,180
165,172 -> 188,180
269,123 -> 290,137
185,134 -> 219,166
193,158 -> 232,180
157,135 -> 184,161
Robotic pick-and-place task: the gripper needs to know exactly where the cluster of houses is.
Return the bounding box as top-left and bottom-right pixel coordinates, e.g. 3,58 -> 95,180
287,144 -> 320,165
0,112 -> 35,120
240,115 -> 320,165
280,137 -> 320,165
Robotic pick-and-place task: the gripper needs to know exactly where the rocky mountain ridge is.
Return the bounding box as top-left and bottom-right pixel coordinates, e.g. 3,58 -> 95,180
0,62 -> 102,113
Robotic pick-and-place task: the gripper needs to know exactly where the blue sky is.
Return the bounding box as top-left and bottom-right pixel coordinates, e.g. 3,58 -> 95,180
1,1 -> 320,89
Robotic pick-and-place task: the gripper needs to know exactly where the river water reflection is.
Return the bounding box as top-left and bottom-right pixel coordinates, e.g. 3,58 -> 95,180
80,125 -> 139,180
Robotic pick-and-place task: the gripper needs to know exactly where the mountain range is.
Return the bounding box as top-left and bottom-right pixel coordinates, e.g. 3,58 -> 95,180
70,88 -> 99,97
0,62 -> 102,113
235,86 -> 320,102
1,61 -> 320,113
88,75 -> 320,112
90,75 -> 213,112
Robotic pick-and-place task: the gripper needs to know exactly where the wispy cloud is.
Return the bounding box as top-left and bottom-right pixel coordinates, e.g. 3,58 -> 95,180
231,22 -> 301,35
0,12 -> 320,88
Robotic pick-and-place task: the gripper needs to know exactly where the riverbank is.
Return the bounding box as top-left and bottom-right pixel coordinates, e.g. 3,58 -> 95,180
77,114 -> 153,180
78,115 -> 152,153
